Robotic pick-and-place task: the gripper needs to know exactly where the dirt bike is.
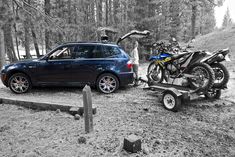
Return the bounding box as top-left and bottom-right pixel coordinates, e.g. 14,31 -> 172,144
147,42 -> 215,91
200,48 -> 230,88
164,38 -> 230,88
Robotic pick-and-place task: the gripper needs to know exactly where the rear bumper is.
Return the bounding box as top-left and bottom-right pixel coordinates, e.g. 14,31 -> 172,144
118,72 -> 134,86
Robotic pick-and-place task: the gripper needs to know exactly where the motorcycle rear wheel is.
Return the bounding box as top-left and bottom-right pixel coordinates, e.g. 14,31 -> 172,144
147,62 -> 164,83
210,63 -> 229,88
188,63 -> 215,91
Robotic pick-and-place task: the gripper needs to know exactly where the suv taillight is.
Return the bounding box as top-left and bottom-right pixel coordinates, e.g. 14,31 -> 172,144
127,61 -> 133,69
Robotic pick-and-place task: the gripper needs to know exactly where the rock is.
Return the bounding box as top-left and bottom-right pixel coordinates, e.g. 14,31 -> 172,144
24,152 -> 38,157
77,136 -> 86,144
74,114 -> 81,120
123,134 -> 141,153
0,125 -> 10,132
154,139 -> 161,145
143,108 -> 149,112
55,109 -> 61,113
69,107 -> 79,116
142,144 -> 150,154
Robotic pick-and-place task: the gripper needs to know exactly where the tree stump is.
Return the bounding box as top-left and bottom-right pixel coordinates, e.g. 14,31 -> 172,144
83,85 -> 93,133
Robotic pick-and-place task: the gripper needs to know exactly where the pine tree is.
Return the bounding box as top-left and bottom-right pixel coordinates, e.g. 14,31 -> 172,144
222,7 -> 233,28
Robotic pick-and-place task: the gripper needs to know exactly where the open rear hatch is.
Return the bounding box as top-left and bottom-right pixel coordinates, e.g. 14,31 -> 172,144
117,30 -> 150,44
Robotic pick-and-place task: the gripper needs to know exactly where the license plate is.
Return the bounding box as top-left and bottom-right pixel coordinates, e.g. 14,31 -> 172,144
225,55 -> 231,61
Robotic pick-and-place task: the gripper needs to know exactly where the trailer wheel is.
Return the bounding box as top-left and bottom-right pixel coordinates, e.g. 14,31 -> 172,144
162,91 -> 181,112
205,89 -> 221,99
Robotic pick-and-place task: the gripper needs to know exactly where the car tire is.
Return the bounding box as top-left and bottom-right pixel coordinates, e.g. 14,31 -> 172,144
96,73 -> 119,94
8,73 -> 32,94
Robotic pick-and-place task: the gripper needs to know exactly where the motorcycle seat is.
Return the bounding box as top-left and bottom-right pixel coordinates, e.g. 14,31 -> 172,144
171,52 -> 190,60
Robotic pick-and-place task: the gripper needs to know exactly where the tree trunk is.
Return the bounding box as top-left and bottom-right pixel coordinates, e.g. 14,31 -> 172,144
12,2 -> 20,60
0,0 -> 4,68
169,0 -> 180,39
24,22 -> 31,59
44,0 -> 52,52
3,23 -> 17,62
113,0 -> 119,25
105,0 -> 108,26
191,4 -> 197,39
30,22 -> 40,58
108,0 -> 112,25
1,0 -> 17,63
13,23 -> 20,60
57,0 -> 63,43
98,0 -> 103,26
0,29 -> 5,68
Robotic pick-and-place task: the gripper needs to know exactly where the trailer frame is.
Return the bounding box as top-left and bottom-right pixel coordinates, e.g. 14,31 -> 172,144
139,77 -> 224,112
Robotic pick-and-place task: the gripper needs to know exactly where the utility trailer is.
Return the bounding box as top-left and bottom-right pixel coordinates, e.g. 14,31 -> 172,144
139,77 -> 223,112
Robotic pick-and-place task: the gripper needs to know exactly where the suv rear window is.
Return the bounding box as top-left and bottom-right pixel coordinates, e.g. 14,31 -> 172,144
102,46 -> 123,58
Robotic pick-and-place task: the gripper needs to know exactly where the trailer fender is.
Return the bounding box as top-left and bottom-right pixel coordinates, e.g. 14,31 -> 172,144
162,88 -> 183,97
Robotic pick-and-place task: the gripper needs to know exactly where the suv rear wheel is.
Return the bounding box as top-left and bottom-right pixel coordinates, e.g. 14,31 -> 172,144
97,73 -> 119,94
8,73 -> 31,94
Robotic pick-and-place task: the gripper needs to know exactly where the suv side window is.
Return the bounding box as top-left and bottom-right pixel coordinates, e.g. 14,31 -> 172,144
92,45 -> 104,58
73,45 -> 96,59
103,46 -> 123,58
49,45 -> 75,60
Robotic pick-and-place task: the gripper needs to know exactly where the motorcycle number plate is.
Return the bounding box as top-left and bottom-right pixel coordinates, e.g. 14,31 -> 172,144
225,55 -> 231,62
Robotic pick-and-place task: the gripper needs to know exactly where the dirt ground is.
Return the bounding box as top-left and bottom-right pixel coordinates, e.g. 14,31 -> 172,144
0,63 -> 235,157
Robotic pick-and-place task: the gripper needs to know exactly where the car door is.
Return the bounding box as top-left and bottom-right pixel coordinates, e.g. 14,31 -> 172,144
35,45 -> 75,84
72,44 -> 121,84
71,44 -> 99,84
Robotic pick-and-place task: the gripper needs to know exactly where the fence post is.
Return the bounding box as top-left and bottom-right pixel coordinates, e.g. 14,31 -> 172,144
82,85 -> 93,133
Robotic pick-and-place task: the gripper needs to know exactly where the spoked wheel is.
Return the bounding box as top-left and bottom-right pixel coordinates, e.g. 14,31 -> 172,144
162,91 -> 181,112
97,73 -> 119,94
211,63 -> 229,88
8,73 -> 31,94
188,63 -> 215,91
205,89 -> 221,99
147,62 -> 164,83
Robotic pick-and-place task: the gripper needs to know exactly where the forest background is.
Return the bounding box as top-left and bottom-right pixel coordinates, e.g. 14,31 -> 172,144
0,0 -> 233,68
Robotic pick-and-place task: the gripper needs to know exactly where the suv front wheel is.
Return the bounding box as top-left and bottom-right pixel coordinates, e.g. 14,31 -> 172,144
8,73 -> 32,94
96,73 -> 119,94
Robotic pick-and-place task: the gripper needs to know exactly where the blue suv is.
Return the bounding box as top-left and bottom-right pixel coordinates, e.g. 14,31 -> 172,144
1,42 -> 134,94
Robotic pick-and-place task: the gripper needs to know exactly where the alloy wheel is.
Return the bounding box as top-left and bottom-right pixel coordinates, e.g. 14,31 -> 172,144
98,75 -> 117,94
10,75 -> 30,94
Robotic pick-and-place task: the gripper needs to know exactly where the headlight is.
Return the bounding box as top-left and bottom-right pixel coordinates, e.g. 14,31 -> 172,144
218,54 -> 224,60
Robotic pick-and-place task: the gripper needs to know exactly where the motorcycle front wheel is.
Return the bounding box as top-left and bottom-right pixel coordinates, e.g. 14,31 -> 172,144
210,63 -> 229,88
188,63 -> 215,91
147,62 -> 164,83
